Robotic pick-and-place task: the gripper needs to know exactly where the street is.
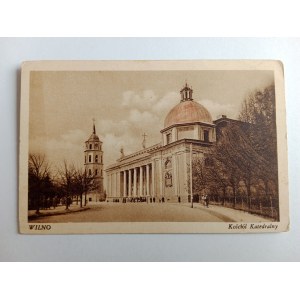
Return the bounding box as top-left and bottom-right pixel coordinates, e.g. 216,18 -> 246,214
30,202 -> 270,223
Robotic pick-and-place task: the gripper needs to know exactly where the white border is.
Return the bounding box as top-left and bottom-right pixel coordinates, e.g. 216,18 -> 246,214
19,60 -> 289,234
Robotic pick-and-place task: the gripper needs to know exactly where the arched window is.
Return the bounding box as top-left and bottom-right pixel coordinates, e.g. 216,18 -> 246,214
95,169 -> 98,175
95,143 -> 98,149
95,155 -> 98,163
89,155 -> 92,163
88,169 -> 92,176
89,144 -> 92,150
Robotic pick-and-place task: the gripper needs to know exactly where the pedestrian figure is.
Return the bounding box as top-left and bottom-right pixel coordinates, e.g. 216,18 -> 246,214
205,195 -> 209,208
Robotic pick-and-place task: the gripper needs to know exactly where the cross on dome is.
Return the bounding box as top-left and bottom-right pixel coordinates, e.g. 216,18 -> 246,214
92,118 -> 96,134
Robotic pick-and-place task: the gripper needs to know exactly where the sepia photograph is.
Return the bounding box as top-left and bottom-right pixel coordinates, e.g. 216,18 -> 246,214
19,60 -> 289,233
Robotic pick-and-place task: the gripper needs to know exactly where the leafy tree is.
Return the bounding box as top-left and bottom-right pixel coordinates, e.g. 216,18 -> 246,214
193,84 -> 278,217
192,157 -> 209,196
239,85 -> 278,211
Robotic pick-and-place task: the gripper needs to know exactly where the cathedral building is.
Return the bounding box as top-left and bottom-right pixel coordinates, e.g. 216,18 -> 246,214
84,122 -> 105,202
105,83 -> 223,203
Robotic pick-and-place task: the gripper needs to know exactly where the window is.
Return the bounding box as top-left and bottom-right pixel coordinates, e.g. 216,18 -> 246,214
204,130 -> 209,142
95,169 -> 98,175
95,143 -> 98,149
166,133 -> 172,145
88,169 -> 92,176
101,170 -> 103,177
95,155 -> 98,163
89,144 -> 92,149
89,155 -> 92,163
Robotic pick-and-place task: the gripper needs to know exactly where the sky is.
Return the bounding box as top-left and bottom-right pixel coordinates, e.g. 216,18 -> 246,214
29,70 -> 274,171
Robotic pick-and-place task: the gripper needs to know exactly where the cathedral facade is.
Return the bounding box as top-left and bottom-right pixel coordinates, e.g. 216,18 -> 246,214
105,84 -> 222,203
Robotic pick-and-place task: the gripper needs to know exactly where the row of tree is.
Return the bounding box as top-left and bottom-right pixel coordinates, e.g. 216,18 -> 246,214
191,85 -> 279,219
28,154 -> 100,213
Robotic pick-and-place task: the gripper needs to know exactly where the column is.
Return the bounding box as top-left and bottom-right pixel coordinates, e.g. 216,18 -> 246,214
117,172 -> 120,198
123,170 -> 127,197
111,173 -> 114,197
172,155 -> 178,196
107,173 -> 110,197
159,158 -> 163,197
133,167 -> 137,197
146,164 -> 150,196
128,169 -> 132,197
110,174 -> 113,197
114,173 -> 117,197
151,162 -> 155,196
139,166 -> 143,196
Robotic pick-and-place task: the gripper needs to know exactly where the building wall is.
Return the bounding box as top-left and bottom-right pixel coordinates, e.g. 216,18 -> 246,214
105,141 -> 210,203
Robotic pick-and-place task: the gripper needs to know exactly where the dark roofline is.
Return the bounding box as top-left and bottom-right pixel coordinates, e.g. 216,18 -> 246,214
213,116 -> 245,125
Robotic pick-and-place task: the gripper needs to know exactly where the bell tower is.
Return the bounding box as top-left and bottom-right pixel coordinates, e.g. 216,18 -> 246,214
84,120 -> 104,202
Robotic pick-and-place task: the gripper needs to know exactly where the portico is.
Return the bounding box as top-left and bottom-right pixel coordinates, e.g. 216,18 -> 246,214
120,163 -> 153,198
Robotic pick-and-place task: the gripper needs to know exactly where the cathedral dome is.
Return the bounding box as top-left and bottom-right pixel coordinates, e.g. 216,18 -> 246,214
164,84 -> 213,128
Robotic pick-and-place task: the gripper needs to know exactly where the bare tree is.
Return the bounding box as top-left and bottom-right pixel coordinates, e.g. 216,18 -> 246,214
57,161 -> 76,210
28,153 -> 51,214
73,168 -> 99,207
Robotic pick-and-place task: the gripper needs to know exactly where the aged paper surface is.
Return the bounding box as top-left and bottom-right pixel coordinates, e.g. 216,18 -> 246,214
19,60 -> 289,234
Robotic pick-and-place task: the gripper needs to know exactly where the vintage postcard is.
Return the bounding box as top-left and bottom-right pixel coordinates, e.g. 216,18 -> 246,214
19,60 -> 289,234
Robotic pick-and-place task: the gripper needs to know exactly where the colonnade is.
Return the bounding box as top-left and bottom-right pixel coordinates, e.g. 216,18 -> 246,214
107,163 -> 155,198
122,163 -> 154,197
